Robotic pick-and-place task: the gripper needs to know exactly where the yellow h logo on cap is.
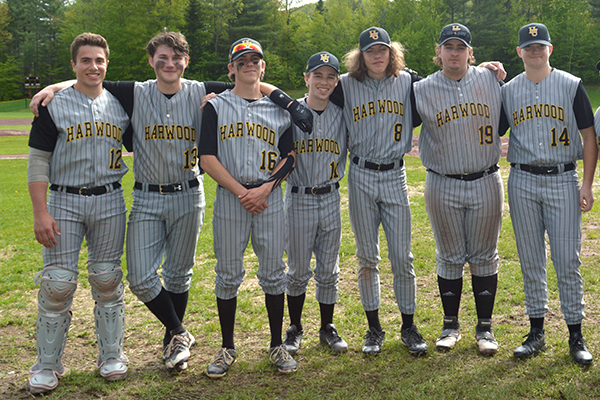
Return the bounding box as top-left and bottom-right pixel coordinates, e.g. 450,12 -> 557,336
320,53 -> 330,63
369,30 -> 379,40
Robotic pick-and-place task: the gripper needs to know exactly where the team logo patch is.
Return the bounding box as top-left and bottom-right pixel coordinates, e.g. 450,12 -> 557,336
452,25 -> 461,32
529,26 -> 538,36
369,30 -> 379,40
320,53 -> 330,63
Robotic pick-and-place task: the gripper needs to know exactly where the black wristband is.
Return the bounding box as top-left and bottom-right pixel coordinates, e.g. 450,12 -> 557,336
269,89 -> 293,109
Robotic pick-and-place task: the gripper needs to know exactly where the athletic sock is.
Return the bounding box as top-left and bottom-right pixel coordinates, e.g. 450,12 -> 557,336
319,302 -> 335,330
217,296 -> 237,349
472,274 -> 497,320
401,313 -> 414,331
287,293 -> 306,332
265,293 -> 285,348
438,276 -> 463,317
144,287 -> 182,347
164,290 -> 189,345
365,309 -> 382,332
530,317 -> 545,331
567,323 -> 582,338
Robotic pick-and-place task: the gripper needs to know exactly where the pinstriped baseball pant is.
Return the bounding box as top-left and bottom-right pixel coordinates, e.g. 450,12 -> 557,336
284,187 -> 341,304
348,163 -> 416,314
424,171 -> 503,280
508,168 -> 585,324
213,185 -> 287,300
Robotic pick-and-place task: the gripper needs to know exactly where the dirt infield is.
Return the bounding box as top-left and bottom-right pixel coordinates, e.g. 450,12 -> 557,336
0,118 -> 32,125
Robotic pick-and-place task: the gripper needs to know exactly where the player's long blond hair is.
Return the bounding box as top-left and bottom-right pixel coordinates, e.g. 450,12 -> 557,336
344,41 -> 405,82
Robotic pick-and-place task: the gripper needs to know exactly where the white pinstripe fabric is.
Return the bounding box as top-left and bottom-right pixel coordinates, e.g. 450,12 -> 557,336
340,72 -> 416,314
285,99 -> 347,304
348,164 -> 415,313
44,190 -> 127,272
42,87 -> 130,272
507,169 -> 584,324
213,186 -> 286,299
415,67 -> 502,174
424,172 -> 503,279
126,183 -> 204,303
503,69 -> 587,324
126,79 -> 206,302
414,66 -> 503,280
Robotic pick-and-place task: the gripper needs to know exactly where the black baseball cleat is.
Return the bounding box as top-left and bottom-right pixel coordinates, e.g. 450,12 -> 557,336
362,327 -> 385,355
514,327 -> 546,358
569,332 -> 593,365
401,324 -> 428,356
283,325 -> 303,355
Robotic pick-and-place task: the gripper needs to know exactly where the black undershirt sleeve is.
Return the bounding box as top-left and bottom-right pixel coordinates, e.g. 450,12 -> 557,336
198,102 -> 219,156
573,81 -> 594,130
329,84 -> 344,109
28,105 -> 59,152
102,81 -> 135,151
204,81 -> 235,94
278,126 -> 294,155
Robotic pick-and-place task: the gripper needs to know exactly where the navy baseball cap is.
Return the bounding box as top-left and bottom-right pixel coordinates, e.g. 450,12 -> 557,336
518,23 -> 551,48
439,23 -> 471,46
305,52 -> 340,74
359,27 -> 391,51
229,38 -> 263,62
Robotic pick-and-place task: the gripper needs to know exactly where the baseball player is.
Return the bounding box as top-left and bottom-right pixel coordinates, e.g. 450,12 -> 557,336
414,23 -> 508,356
503,23 -> 597,365
281,52 -> 348,356
200,38 -> 297,377
30,31 -> 311,372
27,33 -> 130,394
325,27 -> 428,356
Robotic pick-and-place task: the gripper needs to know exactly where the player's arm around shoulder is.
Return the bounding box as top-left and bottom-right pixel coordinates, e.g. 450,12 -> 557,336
579,125 -> 598,212
29,80 -> 77,116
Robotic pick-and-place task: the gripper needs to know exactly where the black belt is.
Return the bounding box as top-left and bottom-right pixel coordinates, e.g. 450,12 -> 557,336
352,156 -> 403,171
50,181 -> 121,196
291,182 -> 340,195
428,165 -> 499,181
134,178 -> 199,194
242,182 -> 264,189
511,163 -> 575,175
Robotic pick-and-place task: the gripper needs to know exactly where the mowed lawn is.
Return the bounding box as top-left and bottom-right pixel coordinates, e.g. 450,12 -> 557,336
0,89 -> 600,399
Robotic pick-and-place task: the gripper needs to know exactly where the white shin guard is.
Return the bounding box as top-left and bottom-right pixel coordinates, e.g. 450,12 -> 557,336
32,267 -> 78,374
88,263 -> 128,367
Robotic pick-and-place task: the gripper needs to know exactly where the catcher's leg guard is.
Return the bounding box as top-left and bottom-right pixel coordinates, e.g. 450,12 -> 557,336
29,267 -> 77,393
88,263 -> 128,380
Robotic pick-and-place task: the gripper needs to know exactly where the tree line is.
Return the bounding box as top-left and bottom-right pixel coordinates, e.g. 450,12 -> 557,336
0,0 -> 599,101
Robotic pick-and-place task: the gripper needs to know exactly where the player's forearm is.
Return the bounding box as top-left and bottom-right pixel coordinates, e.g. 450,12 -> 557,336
200,155 -> 246,196
581,127 -> 598,189
28,182 -> 50,216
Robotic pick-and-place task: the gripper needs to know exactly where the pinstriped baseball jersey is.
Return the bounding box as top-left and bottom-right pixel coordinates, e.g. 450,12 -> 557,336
503,69 -> 582,165
131,79 -> 205,184
340,71 -> 413,161
209,90 -> 292,183
287,98 -> 347,187
415,67 -> 502,174
39,87 -> 130,187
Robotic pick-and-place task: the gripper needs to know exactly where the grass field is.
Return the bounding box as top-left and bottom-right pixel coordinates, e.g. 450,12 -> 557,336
1,88 -> 600,398
1,150 -> 600,399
